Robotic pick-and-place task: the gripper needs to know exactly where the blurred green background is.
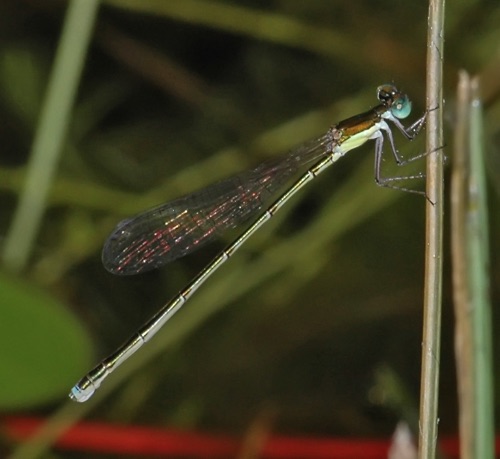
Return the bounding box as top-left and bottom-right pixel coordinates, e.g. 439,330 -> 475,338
0,0 -> 499,456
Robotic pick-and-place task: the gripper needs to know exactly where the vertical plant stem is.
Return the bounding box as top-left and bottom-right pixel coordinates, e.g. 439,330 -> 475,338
467,77 -> 494,459
2,0 -> 100,272
451,70 -> 494,459
419,0 -> 445,457
451,70 -> 474,459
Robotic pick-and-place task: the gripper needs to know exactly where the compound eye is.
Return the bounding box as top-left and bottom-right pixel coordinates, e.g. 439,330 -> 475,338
390,94 -> 412,119
377,84 -> 397,103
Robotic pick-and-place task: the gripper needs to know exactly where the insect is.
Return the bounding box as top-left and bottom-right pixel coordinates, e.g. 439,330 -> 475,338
70,84 -> 427,402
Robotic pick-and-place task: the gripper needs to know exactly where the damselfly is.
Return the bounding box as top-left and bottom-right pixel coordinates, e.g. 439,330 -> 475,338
70,84 -> 427,402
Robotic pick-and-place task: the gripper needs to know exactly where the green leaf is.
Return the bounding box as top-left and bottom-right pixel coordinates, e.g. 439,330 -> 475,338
0,273 -> 92,409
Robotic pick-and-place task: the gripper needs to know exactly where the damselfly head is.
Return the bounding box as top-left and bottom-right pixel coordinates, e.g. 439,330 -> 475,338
377,84 -> 412,120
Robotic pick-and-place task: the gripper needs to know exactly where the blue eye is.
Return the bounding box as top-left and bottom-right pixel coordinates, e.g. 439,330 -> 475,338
391,94 -> 412,119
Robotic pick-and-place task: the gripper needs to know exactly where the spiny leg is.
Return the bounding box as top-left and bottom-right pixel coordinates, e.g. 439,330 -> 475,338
388,106 -> 443,166
373,134 -> 428,198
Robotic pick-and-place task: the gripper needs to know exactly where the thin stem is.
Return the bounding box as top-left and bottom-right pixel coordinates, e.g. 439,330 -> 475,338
419,0 -> 445,457
467,77 -> 494,459
1,0 -> 100,272
451,70 -> 474,459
